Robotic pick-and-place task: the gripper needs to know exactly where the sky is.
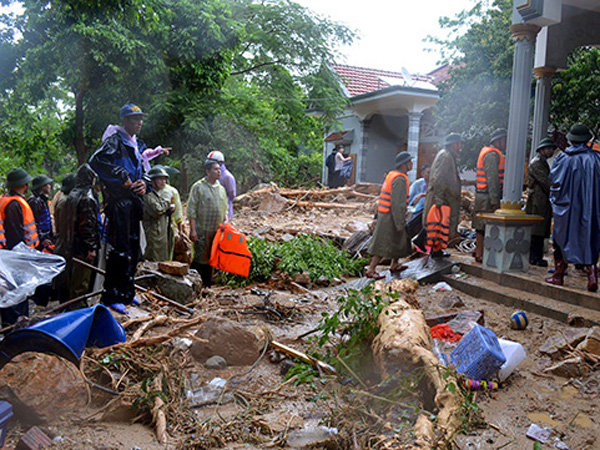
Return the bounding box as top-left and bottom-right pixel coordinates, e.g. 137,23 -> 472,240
294,0 -> 477,75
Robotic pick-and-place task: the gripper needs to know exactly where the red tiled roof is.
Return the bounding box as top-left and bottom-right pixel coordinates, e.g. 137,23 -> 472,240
332,64 -> 434,97
427,64 -> 451,86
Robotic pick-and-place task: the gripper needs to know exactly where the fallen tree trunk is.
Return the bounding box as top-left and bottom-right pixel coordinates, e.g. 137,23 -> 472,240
371,279 -> 461,448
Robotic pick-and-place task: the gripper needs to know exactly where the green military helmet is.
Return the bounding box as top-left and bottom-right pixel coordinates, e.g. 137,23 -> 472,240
5,168 -> 33,189
147,166 -> 169,179
31,174 -> 54,191
566,123 -> 592,143
535,137 -> 557,152
444,133 -> 463,147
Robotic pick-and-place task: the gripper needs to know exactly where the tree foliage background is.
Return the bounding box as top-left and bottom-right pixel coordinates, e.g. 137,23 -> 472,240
428,0 -> 514,169
0,0 -> 353,193
431,0 -> 600,168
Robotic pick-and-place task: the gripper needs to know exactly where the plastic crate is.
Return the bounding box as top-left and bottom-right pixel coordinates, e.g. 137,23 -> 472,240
450,324 -> 506,380
0,400 -> 13,447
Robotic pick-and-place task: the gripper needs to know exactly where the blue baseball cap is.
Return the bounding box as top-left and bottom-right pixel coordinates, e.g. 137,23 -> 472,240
120,103 -> 148,120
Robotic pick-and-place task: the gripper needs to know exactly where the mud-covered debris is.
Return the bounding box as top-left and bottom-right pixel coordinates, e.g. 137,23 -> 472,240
539,329 -> 589,359
575,327 -> 600,356
543,357 -> 588,378
286,425 -> 338,448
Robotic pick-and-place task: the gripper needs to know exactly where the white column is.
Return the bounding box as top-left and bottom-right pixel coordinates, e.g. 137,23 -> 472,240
531,66 -> 556,158
504,23 -> 540,205
407,111 -> 422,181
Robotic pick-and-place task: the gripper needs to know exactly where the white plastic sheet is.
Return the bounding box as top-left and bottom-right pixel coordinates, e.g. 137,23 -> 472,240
0,243 -> 65,308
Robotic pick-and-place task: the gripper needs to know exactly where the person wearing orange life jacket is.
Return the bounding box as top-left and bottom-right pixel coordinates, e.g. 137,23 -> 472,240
472,128 -> 507,263
0,168 -> 39,326
365,152 -> 413,279
422,133 -> 464,257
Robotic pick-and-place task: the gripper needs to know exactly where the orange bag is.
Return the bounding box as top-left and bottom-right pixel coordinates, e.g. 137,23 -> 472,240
209,223 -> 252,277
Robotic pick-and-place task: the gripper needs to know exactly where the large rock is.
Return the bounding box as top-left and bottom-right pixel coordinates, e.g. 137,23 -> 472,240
138,262 -> 201,304
0,353 -> 87,424
191,317 -> 260,366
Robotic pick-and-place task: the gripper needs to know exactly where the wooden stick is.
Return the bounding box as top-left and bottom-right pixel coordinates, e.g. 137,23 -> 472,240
293,201 -> 360,210
72,258 -> 194,315
0,289 -> 104,335
271,341 -> 336,375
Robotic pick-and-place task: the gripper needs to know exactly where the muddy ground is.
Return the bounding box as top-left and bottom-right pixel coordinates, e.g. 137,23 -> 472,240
1,197 -> 599,449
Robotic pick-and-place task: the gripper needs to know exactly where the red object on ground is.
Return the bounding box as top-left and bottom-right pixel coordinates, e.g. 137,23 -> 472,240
209,223 -> 252,277
430,323 -> 462,342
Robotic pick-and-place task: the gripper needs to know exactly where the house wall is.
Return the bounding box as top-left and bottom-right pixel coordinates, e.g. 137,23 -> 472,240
363,114 -> 408,184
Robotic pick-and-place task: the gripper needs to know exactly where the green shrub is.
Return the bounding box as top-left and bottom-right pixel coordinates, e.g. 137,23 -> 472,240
215,234 -> 366,287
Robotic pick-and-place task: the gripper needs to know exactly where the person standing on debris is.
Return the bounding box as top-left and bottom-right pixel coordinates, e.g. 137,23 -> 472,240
526,137 -> 557,267
207,150 -> 236,219
421,133 -> 463,257
27,174 -> 55,253
188,160 -> 228,287
62,164 -> 101,305
365,152 -> 413,279
153,165 -> 184,259
546,124 -> 600,292
0,168 -> 38,325
472,128 -> 506,263
53,172 -> 77,302
90,103 -> 163,313
143,166 -> 174,262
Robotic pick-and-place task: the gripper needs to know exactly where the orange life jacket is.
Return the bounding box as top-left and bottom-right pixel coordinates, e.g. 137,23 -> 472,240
425,204 -> 451,252
209,223 -> 252,277
377,171 -> 410,214
0,194 -> 40,249
476,146 -> 505,193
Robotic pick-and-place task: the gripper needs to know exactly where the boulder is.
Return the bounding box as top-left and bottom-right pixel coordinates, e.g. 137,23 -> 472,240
137,262 -> 201,304
0,353 -> 87,424
191,318 -> 260,366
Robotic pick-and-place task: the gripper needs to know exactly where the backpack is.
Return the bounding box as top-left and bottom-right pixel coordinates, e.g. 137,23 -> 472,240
325,153 -> 335,172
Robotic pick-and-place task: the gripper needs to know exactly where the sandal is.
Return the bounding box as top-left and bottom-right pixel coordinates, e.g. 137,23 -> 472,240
390,264 -> 408,273
365,271 -> 385,280
108,303 -> 130,314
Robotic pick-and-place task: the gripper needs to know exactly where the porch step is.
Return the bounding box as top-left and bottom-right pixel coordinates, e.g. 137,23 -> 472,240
443,262 -> 600,327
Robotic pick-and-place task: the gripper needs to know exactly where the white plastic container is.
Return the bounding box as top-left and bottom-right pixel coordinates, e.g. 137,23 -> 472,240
498,338 -> 526,382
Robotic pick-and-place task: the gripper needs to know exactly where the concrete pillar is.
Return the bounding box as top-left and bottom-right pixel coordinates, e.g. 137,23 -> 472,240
504,23 -> 541,205
407,111 -> 422,181
481,23 -> 543,274
359,119 -> 371,182
531,66 -> 557,158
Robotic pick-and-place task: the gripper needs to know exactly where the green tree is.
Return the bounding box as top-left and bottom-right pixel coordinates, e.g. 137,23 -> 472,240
550,47 -> 600,137
1,0 -> 240,165
428,0 -> 514,168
